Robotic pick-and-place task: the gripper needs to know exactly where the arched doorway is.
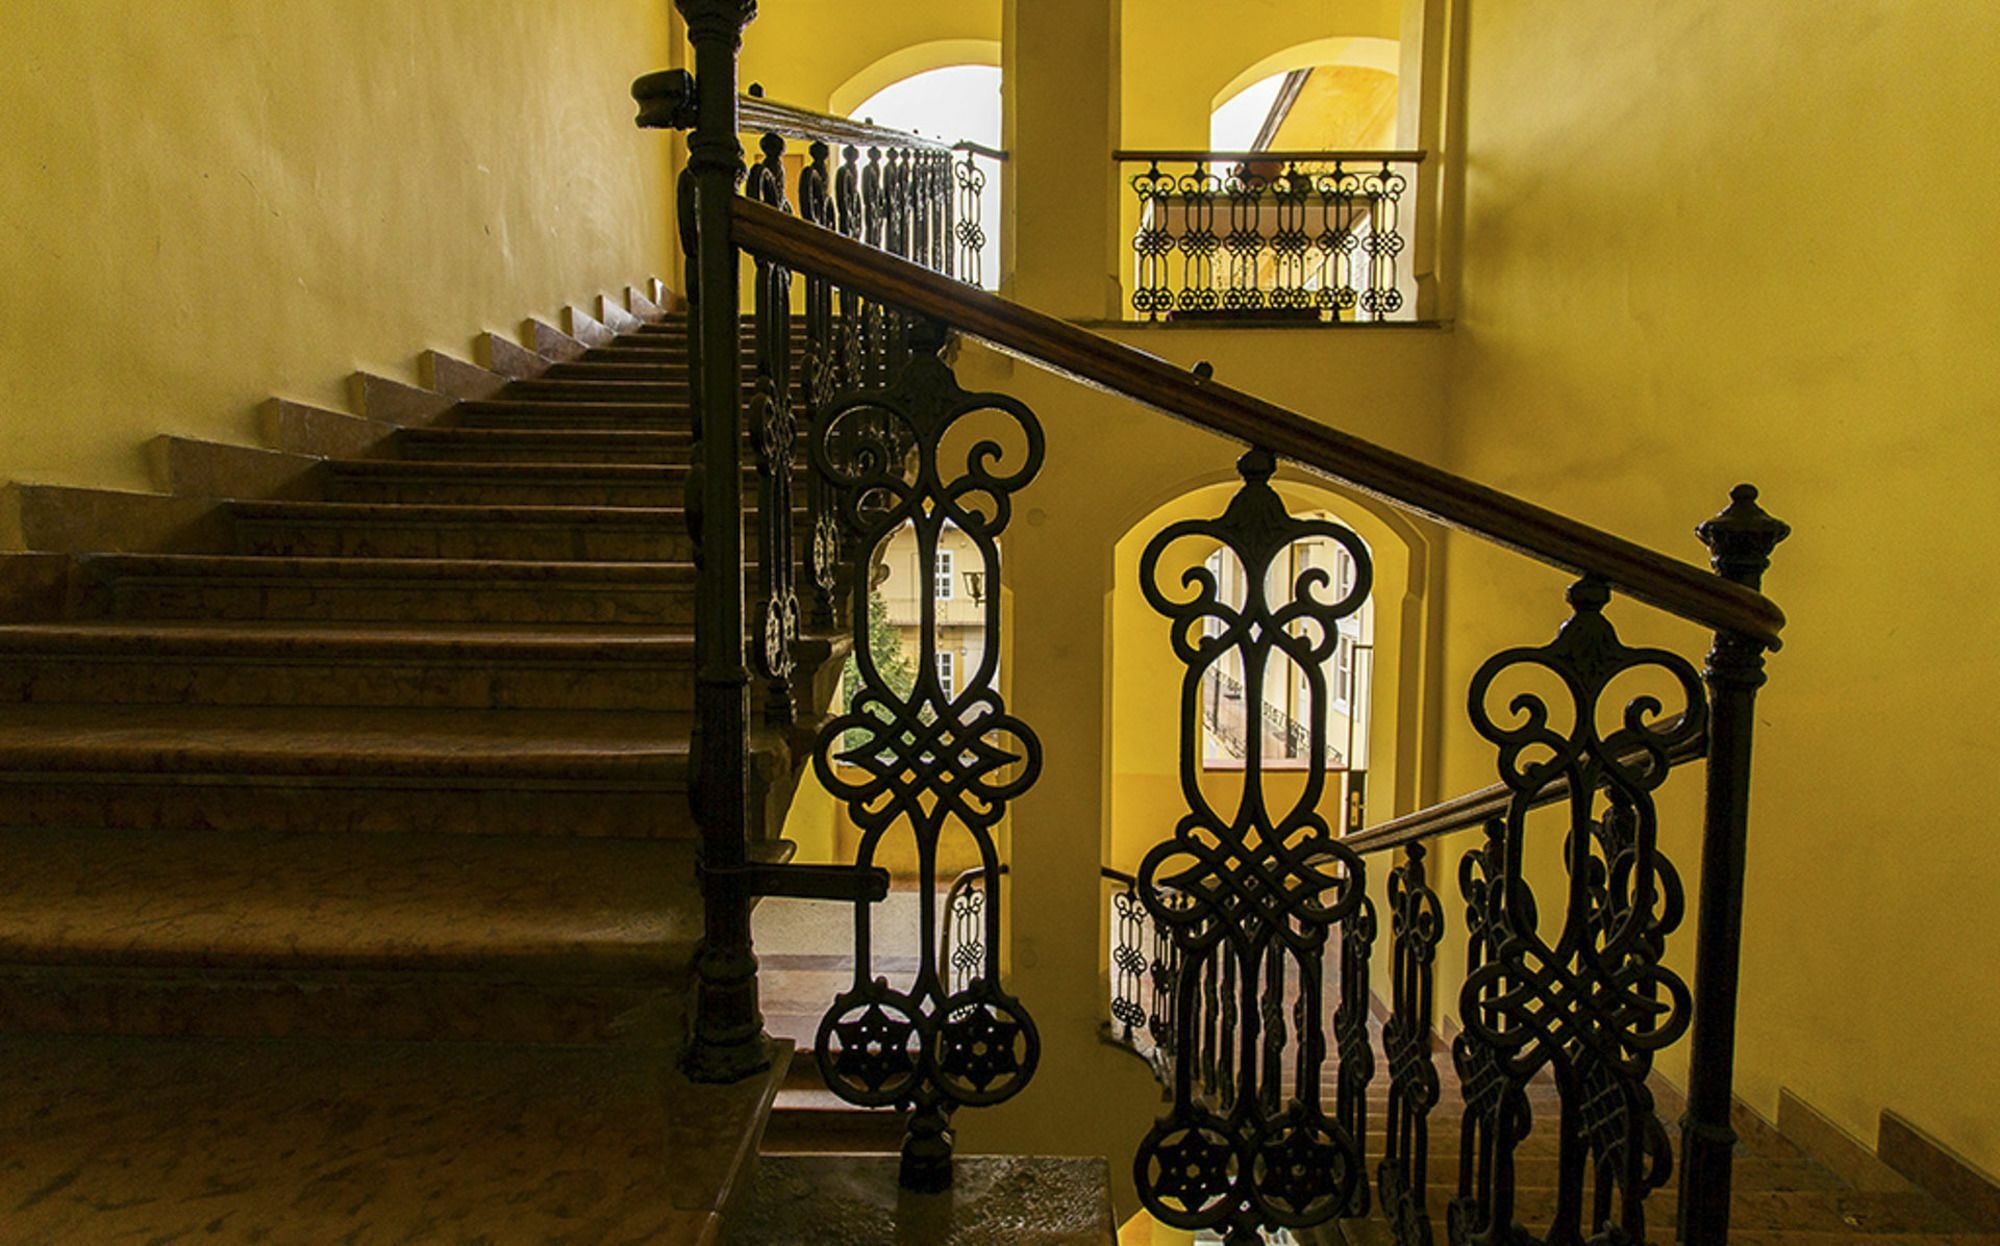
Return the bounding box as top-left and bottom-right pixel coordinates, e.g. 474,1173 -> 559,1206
849,64 -> 1003,289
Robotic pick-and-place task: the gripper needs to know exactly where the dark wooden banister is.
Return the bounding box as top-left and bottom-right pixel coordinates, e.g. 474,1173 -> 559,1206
1343,719 -> 1707,856
729,195 -> 1786,649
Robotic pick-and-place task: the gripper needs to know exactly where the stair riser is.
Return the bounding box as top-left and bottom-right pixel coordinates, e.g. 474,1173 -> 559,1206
234,519 -> 696,562
451,411 -> 695,431
399,443 -> 690,465
95,579 -> 695,625
0,779 -> 694,837
0,969 -> 682,1045
0,654 -> 692,711
326,478 -> 685,506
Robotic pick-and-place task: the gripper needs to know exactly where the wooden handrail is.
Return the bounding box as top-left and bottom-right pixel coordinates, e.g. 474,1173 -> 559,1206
1115,148 -> 1427,165
1343,722 -> 1706,855
729,195 -> 1786,648
739,91 -> 955,154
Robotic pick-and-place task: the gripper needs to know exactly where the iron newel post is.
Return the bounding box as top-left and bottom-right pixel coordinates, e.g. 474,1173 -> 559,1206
1679,484 -> 1791,1246
648,0 -> 766,1084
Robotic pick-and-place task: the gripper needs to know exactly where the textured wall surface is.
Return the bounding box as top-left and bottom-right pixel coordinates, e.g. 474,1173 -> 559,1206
0,0 -> 673,491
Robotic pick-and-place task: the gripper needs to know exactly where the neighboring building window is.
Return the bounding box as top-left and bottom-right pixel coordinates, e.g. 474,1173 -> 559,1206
936,650 -> 956,698
1333,633 -> 1355,710
935,549 -> 955,601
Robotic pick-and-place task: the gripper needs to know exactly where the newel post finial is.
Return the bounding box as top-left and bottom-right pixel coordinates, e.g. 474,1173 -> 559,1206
1697,483 -> 1790,591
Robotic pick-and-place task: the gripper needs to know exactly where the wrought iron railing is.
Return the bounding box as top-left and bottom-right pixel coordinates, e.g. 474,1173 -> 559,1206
638,8 -> 1789,1243
1118,148 -> 1425,324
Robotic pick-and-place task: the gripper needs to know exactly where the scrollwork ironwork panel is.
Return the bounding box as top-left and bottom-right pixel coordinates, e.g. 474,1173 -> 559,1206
1380,843 -> 1444,1246
807,318 -> 1045,1194
1133,448 -> 1375,1245
1448,578 -> 1707,1246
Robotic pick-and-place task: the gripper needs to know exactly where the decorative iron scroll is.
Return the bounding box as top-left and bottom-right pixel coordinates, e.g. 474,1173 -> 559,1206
747,133 -> 800,724
1449,578 -> 1706,1246
1380,843 -> 1443,1246
1133,448 -> 1374,1245
808,319 -> 1044,1193
1130,157 -> 1412,323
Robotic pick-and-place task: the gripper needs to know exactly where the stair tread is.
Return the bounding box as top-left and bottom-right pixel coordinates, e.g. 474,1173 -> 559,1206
0,1032 -> 786,1243
0,619 -> 696,659
231,500 -> 793,522
0,827 -> 700,975
327,458 -> 687,478
0,702 -> 695,779
84,552 -> 697,580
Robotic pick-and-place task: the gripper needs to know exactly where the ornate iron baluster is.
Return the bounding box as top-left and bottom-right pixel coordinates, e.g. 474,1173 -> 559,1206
954,148 -> 985,284
1112,882 -> 1150,1045
1380,843 -> 1444,1246
1132,161 -> 1174,321
1134,448 -> 1374,1245
1315,163 -> 1360,319
1335,890 -> 1377,1217
809,318 -> 1045,1193
1148,892 -> 1183,1076
747,132 -> 800,726
1178,161 -> 1221,315
1222,164 -> 1270,311
1270,163 -> 1314,311
1360,161 -> 1409,321
1680,485 -> 1789,1246
649,0 -> 766,1084
798,140 -> 845,633
1448,577 -> 1708,1246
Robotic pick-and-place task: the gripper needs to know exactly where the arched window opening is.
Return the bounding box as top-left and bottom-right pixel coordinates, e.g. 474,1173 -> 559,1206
1209,57 -> 1400,152
850,65 -> 1002,290
1196,519 -> 1374,810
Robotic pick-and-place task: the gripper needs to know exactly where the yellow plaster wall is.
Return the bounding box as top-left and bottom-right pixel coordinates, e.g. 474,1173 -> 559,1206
1437,0 -> 2000,1174
1120,0 -> 1402,149
734,2 -> 1001,115
0,0 -> 673,494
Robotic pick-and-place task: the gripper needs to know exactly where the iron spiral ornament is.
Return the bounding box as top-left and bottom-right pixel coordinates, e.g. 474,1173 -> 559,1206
1132,447 -> 1374,1244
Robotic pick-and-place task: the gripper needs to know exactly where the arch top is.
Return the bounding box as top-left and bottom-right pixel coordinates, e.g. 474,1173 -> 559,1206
1210,35 -> 1401,114
830,39 -> 1004,118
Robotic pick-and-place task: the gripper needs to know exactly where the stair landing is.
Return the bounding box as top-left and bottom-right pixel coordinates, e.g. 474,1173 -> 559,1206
0,1033 -> 791,1245
726,1153 -> 1116,1245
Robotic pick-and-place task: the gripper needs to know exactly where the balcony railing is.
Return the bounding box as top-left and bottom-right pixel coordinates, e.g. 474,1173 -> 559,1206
1118,148 -> 1425,324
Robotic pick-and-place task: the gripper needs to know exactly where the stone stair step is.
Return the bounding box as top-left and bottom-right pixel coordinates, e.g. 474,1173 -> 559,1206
324,459 -> 688,505
1414,1153 -> 1843,1194
399,426 -> 693,463
731,1154 -> 1116,1244
499,378 -> 690,402
79,552 -> 697,623
0,826 -> 700,1043
0,702 -> 704,836
0,1032 -> 789,1243
230,499 -> 700,561
0,620 -> 696,710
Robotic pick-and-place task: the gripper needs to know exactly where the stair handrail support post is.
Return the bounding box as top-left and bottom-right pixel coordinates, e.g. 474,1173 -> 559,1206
1678,484 -> 1791,1246
676,0 -> 767,1084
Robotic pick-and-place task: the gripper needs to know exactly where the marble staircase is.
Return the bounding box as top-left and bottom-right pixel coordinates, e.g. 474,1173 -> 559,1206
0,305 -> 825,1242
